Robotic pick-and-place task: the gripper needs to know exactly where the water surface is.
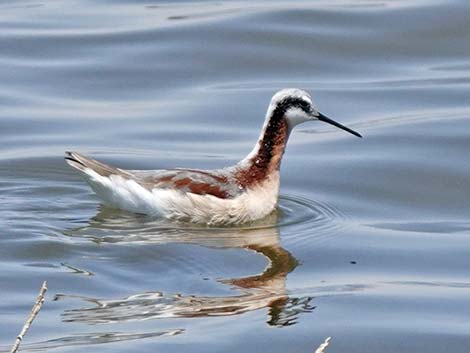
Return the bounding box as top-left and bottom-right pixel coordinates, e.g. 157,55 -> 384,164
1,1 -> 470,352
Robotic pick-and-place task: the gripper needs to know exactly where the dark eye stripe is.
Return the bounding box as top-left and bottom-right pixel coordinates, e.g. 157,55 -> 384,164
277,97 -> 311,114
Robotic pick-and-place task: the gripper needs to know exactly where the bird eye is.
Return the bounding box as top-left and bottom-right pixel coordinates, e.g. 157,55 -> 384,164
301,102 -> 311,113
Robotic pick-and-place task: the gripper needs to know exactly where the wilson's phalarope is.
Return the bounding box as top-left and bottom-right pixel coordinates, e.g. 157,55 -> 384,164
65,88 -> 361,225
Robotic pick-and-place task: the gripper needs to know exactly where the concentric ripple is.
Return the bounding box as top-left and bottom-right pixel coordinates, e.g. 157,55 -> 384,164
278,194 -> 346,237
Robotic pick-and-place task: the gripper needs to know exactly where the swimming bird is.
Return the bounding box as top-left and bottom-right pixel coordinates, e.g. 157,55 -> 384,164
65,88 -> 361,225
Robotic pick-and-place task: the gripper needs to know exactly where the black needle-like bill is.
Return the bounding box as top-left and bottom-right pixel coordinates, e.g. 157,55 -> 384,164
317,112 -> 362,138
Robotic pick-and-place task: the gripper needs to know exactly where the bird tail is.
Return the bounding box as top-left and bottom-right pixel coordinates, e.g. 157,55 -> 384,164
65,151 -> 130,178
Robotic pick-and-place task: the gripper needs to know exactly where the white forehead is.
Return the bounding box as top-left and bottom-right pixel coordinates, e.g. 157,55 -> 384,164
270,88 -> 313,106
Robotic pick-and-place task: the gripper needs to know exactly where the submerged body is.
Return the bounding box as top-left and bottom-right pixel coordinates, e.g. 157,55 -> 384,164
66,89 -> 361,225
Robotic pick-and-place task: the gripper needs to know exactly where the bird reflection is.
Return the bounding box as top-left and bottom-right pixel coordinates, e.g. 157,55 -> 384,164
60,207 -> 314,327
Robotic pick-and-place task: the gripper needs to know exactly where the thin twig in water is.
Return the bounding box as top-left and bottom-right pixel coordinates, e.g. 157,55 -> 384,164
10,281 -> 47,353
314,337 -> 331,353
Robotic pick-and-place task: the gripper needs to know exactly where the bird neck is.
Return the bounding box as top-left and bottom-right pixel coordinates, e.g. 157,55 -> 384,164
236,114 -> 290,187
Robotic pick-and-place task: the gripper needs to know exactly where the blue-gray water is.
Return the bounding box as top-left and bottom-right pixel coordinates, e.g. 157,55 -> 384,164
1,1 -> 470,352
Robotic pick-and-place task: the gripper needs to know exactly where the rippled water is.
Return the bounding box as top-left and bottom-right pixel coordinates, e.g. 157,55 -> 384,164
2,1 -> 470,352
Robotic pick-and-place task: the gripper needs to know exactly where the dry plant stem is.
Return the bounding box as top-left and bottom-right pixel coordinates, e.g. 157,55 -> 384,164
10,281 -> 47,353
314,337 -> 331,353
